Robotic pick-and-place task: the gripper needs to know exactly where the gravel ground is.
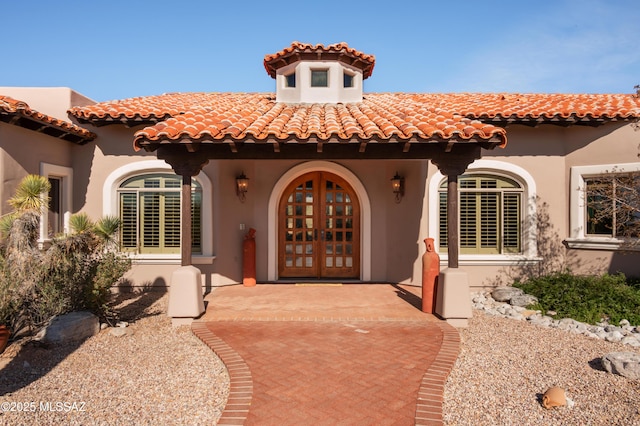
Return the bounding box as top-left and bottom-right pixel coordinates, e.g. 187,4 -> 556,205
443,312 -> 640,426
3,291 -> 640,426
0,292 -> 229,426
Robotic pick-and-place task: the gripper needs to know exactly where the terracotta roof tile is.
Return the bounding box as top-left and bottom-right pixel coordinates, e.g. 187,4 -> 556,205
68,92 -> 640,152
0,95 -> 96,143
117,94 -> 507,151
263,42 -> 376,79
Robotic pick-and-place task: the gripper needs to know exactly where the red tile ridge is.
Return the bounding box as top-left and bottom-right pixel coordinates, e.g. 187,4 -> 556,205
1,95 -> 96,142
264,41 -> 375,79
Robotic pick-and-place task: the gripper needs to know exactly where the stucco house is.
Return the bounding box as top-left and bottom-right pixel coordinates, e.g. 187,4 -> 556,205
2,42 -> 640,312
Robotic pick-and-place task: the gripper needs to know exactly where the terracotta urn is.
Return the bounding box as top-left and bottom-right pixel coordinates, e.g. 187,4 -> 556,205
421,238 -> 440,314
0,325 -> 10,355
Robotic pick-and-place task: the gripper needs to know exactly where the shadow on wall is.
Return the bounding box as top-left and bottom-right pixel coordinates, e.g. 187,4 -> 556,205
488,198 -> 608,287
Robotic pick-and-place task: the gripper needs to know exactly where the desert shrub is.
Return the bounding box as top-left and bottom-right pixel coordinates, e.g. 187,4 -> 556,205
514,272 -> 640,325
0,175 -> 131,337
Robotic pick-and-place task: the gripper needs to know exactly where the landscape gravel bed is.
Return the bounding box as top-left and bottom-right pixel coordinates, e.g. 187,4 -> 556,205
443,311 -> 640,425
3,288 -> 640,425
0,292 -> 229,426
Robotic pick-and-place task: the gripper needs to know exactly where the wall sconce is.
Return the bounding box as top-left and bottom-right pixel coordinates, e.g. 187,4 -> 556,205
391,172 -> 404,203
236,173 -> 249,202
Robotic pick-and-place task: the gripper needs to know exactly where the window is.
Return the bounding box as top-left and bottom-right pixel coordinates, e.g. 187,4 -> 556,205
40,163 -> 72,244
343,72 -> 354,88
48,177 -> 63,236
585,174 -> 640,238
118,174 -> 202,254
311,70 -> 328,87
438,174 -> 523,255
567,163 -> 640,250
285,73 -> 296,88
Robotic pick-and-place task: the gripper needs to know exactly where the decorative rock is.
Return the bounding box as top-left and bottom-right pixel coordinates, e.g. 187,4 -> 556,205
601,352 -> 640,379
541,386 -> 567,409
109,327 -> 128,337
605,331 -> 624,343
100,323 -> 108,330
510,294 -> 538,307
35,311 -> 99,345
620,319 -> 631,327
491,286 -> 524,302
620,336 -> 640,348
546,310 -> 557,316
470,291 -> 640,348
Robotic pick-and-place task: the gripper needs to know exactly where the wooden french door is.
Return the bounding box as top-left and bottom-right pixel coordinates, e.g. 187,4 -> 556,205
278,172 -> 360,279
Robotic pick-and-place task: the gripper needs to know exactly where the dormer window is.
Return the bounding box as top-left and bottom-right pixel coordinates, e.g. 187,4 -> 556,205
311,70 -> 329,87
343,72 -> 354,88
285,73 -> 296,88
266,42 -> 374,103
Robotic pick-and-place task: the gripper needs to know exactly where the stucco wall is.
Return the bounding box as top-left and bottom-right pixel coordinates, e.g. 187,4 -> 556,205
0,122 -> 73,215
0,84 -> 630,290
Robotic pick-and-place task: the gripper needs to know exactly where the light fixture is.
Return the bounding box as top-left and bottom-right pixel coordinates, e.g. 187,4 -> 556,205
236,173 -> 249,202
391,172 -> 404,203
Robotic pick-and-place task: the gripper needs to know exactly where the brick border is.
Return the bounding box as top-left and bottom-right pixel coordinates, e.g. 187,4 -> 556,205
415,321 -> 461,425
191,322 -> 252,426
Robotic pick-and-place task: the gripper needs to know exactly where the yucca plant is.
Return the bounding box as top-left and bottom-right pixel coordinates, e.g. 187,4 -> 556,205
94,215 -> 121,245
7,174 -> 50,212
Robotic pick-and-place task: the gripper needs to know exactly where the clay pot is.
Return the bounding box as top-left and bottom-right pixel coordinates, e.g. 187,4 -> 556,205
421,238 -> 440,314
0,325 -> 10,355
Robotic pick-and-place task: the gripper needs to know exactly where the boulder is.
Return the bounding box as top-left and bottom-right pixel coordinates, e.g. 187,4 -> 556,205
491,286 -> 524,302
35,311 -> 99,345
601,352 -> 640,380
510,294 -> 539,307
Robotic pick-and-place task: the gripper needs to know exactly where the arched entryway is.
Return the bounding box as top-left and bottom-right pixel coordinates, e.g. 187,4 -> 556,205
278,171 -> 360,279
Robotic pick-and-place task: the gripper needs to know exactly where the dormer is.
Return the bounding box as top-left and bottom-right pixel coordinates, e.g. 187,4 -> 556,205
264,42 -> 375,104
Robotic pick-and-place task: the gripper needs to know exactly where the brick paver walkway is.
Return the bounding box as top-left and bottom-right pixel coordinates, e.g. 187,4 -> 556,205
192,284 -> 459,425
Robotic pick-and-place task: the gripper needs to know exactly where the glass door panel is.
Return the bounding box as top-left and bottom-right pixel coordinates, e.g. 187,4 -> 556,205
279,172 -> 359,279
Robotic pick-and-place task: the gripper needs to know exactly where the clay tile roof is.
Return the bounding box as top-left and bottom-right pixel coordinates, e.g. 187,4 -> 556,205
406,93 -> 640,123
122,93 -> 507,151
0,95 -> 96,144
68,91 -> 640,153
263,42 -> 376,79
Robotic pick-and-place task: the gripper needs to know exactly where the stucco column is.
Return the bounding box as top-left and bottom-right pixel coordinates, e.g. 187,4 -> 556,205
430,146 -> 480,328
157,147 -> 210,266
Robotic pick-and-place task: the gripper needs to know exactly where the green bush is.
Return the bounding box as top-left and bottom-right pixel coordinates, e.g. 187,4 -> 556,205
514,272 -> 640,325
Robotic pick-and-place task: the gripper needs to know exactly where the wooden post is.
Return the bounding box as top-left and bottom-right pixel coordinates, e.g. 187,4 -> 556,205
447,175 -> 459,268
431,146 -> 480,269
181,174 -> 192,267
157,146 -> 210,267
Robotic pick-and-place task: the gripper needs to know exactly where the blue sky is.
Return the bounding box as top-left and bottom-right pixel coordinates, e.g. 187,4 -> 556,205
2,0 -> 638,102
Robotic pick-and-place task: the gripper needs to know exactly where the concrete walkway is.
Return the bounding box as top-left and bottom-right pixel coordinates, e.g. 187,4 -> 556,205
192,284 -> 459,425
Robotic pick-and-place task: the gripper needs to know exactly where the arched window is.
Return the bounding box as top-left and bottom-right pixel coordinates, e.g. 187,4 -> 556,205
118,173 -> 202,255
438,174 -> 523,255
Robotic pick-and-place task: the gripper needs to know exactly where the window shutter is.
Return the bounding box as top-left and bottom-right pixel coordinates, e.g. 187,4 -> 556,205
503,193 -> 521,252
439,192 -> 448,249
164,192 -> 181,248
460,193 -> 477,249
141,192 -> 160,249
120,192 -> 138,250
480,193 -> 498,249
191,190 -> 202,252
